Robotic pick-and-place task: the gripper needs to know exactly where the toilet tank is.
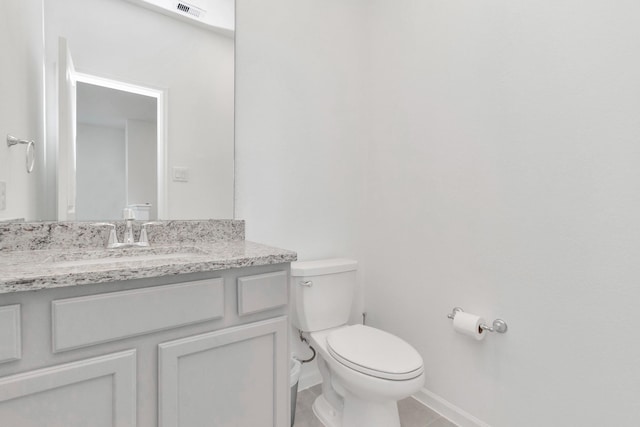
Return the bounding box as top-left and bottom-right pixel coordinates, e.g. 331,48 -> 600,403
290,258 -> 358,332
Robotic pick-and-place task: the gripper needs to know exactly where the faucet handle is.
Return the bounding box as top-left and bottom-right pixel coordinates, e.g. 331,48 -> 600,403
138,222 -> 162,245
91,222 -> 119,247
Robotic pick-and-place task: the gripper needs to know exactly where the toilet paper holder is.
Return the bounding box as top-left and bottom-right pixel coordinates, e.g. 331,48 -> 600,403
447,307 -> 508,334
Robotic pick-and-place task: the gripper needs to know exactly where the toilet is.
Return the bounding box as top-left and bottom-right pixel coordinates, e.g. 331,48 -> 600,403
290,259 -> 425,427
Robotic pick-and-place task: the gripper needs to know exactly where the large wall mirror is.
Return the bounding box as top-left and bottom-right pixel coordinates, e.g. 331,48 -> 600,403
0,0 -> 234,222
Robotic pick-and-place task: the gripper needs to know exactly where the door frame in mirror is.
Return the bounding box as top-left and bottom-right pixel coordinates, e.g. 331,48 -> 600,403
72,72 -> 167,219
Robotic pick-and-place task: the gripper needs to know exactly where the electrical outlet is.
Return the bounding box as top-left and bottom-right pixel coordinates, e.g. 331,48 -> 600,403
172,167 -> 190,182
0,181 -> 6,211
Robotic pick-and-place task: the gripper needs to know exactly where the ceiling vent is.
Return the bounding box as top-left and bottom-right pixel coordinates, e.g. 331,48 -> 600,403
175,2 -> 206,19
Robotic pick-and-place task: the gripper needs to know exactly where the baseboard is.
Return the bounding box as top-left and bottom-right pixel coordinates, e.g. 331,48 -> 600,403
297,373 -> 489,426
413,388 -> 490,427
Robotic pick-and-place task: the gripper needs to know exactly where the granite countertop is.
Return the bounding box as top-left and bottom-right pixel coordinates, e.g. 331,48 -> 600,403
0,221 -> 296,294
0,241 -> 297,294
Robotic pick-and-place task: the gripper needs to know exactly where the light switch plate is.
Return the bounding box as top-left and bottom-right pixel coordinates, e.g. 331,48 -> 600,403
172,167 -> 190,182
0,181 -> 6,210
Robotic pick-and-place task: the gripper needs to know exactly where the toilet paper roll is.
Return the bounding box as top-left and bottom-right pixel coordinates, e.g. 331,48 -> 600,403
453,312 -> 486,341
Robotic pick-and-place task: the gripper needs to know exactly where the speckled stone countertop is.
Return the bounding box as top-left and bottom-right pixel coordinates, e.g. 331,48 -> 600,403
0,220 -> 297,294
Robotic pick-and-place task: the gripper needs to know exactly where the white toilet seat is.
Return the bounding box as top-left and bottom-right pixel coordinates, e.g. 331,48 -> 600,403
326,325 -> 424,381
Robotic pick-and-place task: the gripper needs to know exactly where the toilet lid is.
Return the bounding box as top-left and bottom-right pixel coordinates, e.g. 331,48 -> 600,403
326,325 -> 424,381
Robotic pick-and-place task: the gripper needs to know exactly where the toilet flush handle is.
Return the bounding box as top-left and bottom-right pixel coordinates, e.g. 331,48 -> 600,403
299,280 -> 313,287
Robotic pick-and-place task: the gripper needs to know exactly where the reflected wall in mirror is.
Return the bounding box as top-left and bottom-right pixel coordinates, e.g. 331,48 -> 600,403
0,0 -> 44,223
0,0 -> 234,222
76,79 -> 159,221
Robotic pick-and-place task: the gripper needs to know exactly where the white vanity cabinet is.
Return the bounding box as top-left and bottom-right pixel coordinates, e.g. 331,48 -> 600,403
0,264 -> 290,427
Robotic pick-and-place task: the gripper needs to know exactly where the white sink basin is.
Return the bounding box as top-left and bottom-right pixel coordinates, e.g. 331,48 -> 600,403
44,246 -> 207,268
51,253 -> 196,268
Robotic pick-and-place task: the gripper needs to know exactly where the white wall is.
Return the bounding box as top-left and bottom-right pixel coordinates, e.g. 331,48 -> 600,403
235,0 -> 369,385
44,0 -> 234,220
0,0 -> 44,221
76,124 -> 126,220
237,0 -> 640,425
235,0 -> 369,267
126,119 -> 157,219
365,1 -> 640,426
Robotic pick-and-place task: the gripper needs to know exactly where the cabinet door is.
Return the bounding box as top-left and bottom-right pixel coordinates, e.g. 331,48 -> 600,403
0,350 -> 136,427
159,316 -> 288,427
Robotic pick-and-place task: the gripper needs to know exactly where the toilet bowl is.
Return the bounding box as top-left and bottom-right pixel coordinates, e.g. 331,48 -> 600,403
290,259 -> 425,427
310,325 -> 425,427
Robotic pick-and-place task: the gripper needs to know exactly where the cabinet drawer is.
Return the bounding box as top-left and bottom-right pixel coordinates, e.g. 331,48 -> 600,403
0,305 -> 21,364
237,271 -> 287,316
52,278 -> 224,352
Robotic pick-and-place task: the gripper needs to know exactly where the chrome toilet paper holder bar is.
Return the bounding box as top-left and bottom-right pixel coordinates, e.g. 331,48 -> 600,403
447,307 -> 508,334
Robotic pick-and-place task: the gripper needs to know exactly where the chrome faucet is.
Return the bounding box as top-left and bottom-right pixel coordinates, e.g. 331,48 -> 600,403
92,223 -> 120,248
123,209 -> 136,245
92,220 -> 161,249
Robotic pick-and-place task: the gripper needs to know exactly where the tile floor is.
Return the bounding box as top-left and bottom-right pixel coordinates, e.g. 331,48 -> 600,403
293,384 -> 458,427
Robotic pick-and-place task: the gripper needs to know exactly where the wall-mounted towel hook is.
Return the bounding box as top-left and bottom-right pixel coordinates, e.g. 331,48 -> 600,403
7,134 -> 35,173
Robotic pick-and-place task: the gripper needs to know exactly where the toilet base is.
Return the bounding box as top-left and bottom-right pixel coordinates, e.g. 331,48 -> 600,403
312,394 -> 341,427
312,392 -> 402,427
